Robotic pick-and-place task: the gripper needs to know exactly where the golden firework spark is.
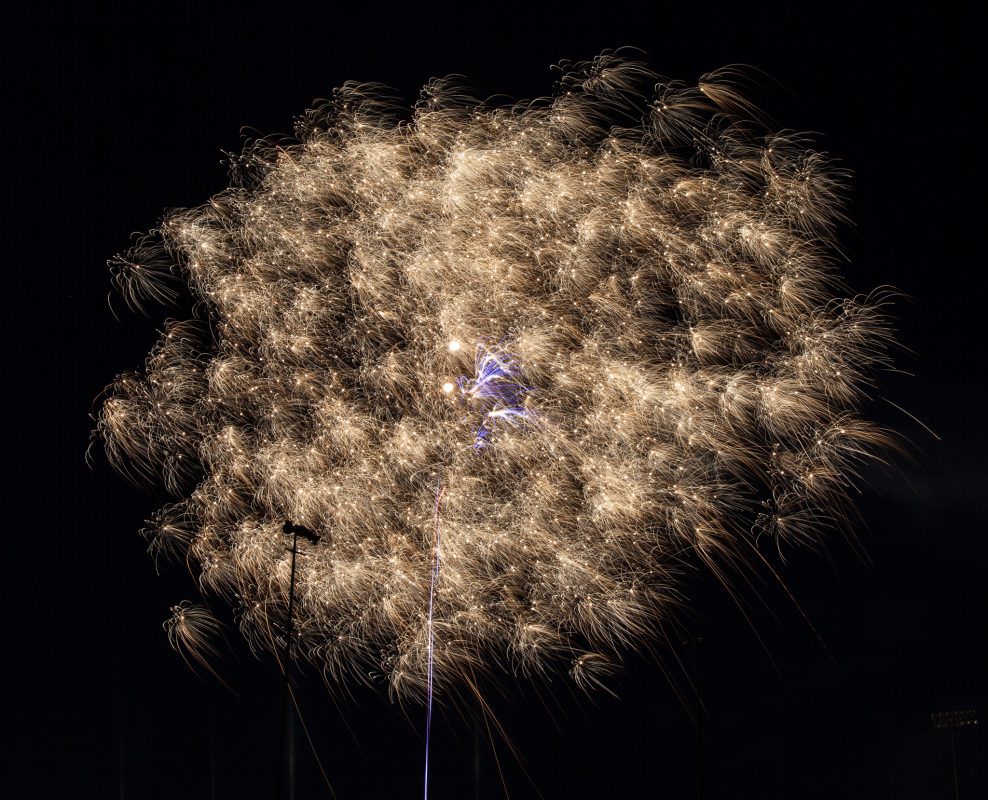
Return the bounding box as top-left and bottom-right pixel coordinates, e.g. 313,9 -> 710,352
96,52 -> 895,701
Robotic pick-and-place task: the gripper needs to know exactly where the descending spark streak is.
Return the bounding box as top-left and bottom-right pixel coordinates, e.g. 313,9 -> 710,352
424,478 -> 445,799
426,344 -> 536,793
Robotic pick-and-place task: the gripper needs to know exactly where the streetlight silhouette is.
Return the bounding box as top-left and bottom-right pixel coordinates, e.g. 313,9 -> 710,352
930,708 -> 978,799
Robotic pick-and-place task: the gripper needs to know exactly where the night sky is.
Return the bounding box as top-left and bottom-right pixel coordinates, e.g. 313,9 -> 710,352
16,4 -> 986,798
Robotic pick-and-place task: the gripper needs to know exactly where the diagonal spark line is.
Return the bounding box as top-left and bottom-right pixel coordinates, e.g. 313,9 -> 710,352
424,478 -> 445,800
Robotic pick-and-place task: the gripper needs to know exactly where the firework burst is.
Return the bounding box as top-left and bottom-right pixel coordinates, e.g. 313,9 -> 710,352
96,51 -> 895,701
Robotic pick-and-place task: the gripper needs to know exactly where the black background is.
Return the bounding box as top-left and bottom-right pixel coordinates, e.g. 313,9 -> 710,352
13,3 -> 986,798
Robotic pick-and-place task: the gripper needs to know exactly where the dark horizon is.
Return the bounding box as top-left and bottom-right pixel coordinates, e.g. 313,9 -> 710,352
15,4 -> 986,798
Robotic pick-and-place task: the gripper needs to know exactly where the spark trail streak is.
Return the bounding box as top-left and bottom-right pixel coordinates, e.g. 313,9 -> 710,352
96,51 -> 897,703
425,479 -> 444,799
426,343 -> 536,793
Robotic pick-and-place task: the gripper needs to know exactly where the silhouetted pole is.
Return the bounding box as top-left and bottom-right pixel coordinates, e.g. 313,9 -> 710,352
695,636 -> 703,800
683,635 -> 704,800
949,728 -> 958,800
474,712 -> 481,800
276,524 -> 300,800
210,702 -> 217,800
931,709 -> 978,800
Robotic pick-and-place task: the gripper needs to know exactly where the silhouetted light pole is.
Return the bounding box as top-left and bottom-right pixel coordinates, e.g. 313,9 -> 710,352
931,708 -> 978,799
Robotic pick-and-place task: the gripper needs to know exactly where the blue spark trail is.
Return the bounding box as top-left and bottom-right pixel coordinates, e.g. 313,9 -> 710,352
456,343 -> 535,449
424,477 -> 444,800
424,341 -> 538,798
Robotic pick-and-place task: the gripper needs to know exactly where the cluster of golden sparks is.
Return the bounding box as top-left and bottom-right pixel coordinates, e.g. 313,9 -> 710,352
97,53 -> 895,702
